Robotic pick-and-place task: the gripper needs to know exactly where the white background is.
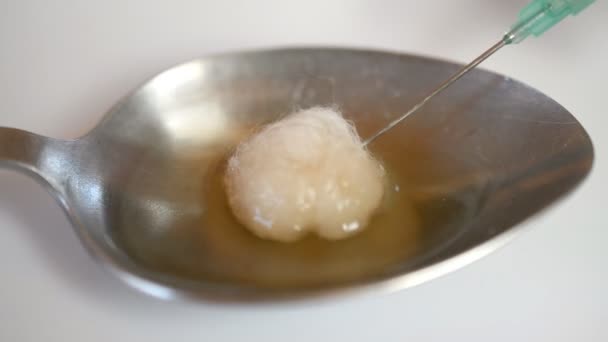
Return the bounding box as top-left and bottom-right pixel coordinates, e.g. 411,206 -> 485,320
1,0 -> 606,341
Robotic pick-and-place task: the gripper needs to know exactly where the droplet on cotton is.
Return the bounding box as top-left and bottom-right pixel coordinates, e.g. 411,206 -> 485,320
224,107 -> 385,242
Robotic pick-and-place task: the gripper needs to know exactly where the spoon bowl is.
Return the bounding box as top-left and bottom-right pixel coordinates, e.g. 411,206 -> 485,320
0,48 -> 593,301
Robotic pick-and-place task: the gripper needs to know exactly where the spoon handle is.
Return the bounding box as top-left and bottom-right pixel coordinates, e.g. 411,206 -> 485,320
0,127 -> 48,173
0,127 -> 75,191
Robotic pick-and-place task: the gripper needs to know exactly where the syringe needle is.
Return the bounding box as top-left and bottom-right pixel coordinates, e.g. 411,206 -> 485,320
363,0 -> 595,146
363,39 -> 505,146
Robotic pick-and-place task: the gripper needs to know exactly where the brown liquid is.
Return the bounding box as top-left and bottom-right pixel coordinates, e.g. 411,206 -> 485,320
111,116 -> 483,290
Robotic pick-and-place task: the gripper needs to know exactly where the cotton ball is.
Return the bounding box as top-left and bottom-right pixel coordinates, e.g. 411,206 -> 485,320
224,107 -> 385,242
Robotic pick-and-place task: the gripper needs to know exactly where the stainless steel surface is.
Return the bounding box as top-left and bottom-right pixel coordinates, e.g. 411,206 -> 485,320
0,48 -> 593,301
364,39 -> 505,145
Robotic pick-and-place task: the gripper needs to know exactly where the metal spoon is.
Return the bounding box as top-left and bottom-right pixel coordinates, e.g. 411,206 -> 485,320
0,48 -> 593,301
